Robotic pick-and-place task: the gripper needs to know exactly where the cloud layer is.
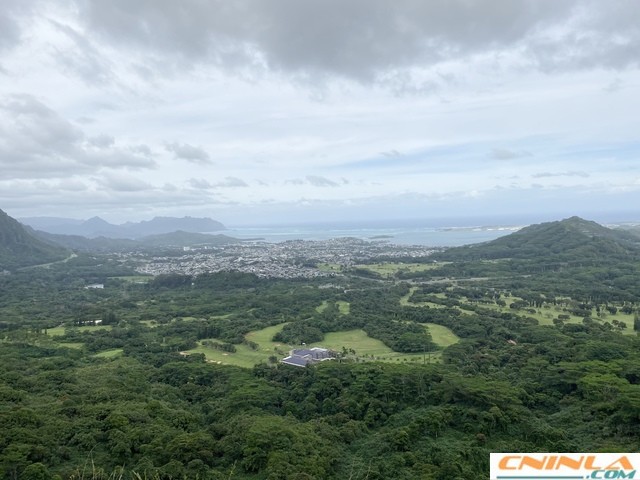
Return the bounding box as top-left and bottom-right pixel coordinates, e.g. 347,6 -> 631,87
0,1 -> 639,224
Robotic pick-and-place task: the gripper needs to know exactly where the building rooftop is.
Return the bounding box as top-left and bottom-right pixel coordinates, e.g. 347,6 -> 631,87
281,347 -> 334,367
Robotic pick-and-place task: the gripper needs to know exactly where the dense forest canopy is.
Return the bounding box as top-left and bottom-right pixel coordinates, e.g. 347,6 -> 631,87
0,215 -> 639,479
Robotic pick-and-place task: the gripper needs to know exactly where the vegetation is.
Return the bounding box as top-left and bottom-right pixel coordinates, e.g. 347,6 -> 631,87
1,215 -> 640,479
0,208 -> 68,271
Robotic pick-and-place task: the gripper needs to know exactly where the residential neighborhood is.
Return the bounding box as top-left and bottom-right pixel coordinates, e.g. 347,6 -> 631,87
135,238 -> 439,278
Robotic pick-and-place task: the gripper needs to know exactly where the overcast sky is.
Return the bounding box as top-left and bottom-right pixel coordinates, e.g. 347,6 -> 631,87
1,0 -> 639,225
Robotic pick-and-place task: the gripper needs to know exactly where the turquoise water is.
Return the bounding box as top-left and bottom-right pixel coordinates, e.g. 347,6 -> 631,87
222,223 -> 524,247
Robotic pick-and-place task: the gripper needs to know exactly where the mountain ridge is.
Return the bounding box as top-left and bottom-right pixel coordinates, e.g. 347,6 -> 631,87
20,215 -> 226,239
30,229 -> 240,252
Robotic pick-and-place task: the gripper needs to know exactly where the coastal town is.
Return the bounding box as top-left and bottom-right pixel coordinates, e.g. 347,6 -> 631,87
135,237 -> 439,278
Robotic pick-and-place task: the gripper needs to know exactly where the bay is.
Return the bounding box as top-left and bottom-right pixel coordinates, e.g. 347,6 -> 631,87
221,222 -> 525,247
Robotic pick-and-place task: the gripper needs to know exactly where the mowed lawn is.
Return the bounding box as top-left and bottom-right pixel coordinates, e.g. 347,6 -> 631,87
426,323 -> 460,347
94,348 -> 123,358
337,301 -> 350,314
354,262 -> 444,278
186,321 -> 459,368
460,295 -> 637,334
400,287 -> 448,309
187,323 -> 291,368
110,275 -> 152,283
46,325 -> 112,337
310,326 -> 458,364
316,300 -> 350,314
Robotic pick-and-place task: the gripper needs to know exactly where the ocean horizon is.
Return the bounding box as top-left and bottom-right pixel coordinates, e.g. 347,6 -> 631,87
220,222 -> 524,247
219,214 -> 640,247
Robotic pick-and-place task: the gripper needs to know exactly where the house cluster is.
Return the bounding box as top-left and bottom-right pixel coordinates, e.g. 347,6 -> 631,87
135,238 -> 438,279
281,347 -> 335,367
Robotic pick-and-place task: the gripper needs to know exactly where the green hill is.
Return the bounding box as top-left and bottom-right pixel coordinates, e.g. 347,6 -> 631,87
30,230 -> 139,253
139,230 -> 240,247
31,229 -> 241,252
0,209 -> 68,271
436,216 -> 640,263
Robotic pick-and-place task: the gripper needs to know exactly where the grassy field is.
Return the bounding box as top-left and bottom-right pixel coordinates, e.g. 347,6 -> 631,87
316,300 -> 350,314
337,301 -> 350,314
401,287 -> 634,335
418,292 -> 638,335
309,329 -> 446,364
46,325 -> 113,337
110,275 -> 152,283
316,300 -> 330,313
354,262 -> 444,278
185,344 -> 265,368
244,323 -> 290,351
186,321 -> 459,368
317,263 -> 343,273
455,294 -> 637,333
187,323 -> 291,368
400,287 -> 448,309
426,323 -> 460,347
94,348 -> 123,358
58,342 -> 84,349
141,316 -> 222,328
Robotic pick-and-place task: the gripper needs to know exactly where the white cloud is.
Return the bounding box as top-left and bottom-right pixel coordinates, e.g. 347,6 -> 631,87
0,1 -> 639,223
0,94 -> 156,180
489,148 -> 532,160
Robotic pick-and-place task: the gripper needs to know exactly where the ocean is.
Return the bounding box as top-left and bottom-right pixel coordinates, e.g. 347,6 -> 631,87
222,222 -> 525,247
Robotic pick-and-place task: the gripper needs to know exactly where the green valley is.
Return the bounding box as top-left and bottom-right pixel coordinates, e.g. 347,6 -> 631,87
1,214 -> 640,479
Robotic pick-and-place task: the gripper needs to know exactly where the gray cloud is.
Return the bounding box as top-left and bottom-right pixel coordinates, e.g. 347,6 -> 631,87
89,134 -> 115,148
489,148 -> 532,160
0,0 -> 35,51
214,176 -> 248,188
96,173 -> 152,192
74,0 -> 640,84
306,175 -> 338,187
603,78 -> 623,93
188,178 -> 214,189
380,149 -> 402,158
166,142 -> 212,164
189,177 -> 248,189
49,20 -> 115,85
532,171 -> 590,179
0,178 -> 230,219
57,179 -> 89,191
286,176 -> 338,187
0,94 -> 155,180
285,179 -> 305,186
527,2 -> 640,72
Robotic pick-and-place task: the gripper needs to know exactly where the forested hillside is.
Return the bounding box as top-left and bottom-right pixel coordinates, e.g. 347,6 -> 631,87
435,216 -> 640,262
0,209 -> 68,271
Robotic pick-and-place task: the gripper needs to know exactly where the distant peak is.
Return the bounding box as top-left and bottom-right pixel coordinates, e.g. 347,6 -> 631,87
85,216 -> 108,223
562,216 -> 590,223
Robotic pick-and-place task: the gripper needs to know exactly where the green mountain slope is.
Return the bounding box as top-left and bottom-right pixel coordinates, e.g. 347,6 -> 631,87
0,209 -> 68,270
139,230 -> 240,247
436,216 -> 640,262
31,229 -> 240,252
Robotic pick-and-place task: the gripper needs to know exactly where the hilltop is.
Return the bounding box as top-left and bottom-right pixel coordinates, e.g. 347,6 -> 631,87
0,209 -> 68,271
435,216 -> 640,262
